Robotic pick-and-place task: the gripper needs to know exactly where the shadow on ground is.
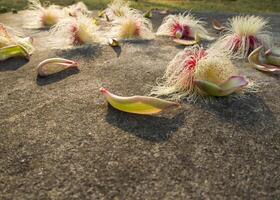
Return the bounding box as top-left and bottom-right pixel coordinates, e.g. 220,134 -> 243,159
191,93 -> 279,134
105,104 -> 185,142
36,68 -> 80,86
0,58 -> 28,71
55,45 -> 102,59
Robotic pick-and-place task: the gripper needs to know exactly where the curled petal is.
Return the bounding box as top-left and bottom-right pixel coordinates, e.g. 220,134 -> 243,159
195,76 -> 248,97
248,46 -> 280,72
37,58 -> 78,77
173,38 -> 198,46
108,38 -> 120,47
143,9 -> 152,18
92,18 -> 99,26
212,19 -> 226,31
105,14 -> 110,22
98,10 -> 105,17
265,54 -> 280,67
17,36 -> 35,55
100,87 -> 180,115
0,45 -> 29,61
173,35 -> 200,46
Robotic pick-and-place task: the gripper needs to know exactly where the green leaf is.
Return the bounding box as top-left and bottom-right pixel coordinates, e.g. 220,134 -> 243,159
194,76 -> 248,97
100,87 -> 180,115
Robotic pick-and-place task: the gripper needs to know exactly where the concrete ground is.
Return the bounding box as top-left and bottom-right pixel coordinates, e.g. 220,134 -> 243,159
0,11 -> 280,200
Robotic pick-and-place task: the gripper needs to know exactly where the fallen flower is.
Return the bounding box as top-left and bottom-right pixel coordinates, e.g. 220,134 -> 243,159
49,14 -> 106,48
104,0 -> 141,21
100,87 -> 179,115
64,2 -> 90,17
0,24 -> 34,60
156,12 -> 213,42
151,45 -> 248,100
37,58 -> 78,77
212,15 -> 272,58
24,0 -> 65,29
108,14 -> 154,40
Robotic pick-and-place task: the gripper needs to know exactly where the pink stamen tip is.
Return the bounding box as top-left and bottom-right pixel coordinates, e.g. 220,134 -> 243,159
184,49 -> 207,71
134,21 -> 141,36
265,49 -> 272,56
171,23 -> 191,39
99,87 -> 107,94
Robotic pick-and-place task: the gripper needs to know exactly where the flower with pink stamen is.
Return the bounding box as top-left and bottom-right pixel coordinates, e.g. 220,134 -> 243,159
108,14 -> 154,40
151,46 -> 249,100
156,12 -> 213,41
24,0 -> 65,29
212,15 -> 272,58
49,14 -> 106,48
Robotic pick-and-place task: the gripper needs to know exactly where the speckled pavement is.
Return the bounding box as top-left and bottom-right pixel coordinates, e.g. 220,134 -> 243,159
0,11 -> 280,199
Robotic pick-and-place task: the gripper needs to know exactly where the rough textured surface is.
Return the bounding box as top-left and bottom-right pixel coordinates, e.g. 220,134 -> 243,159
0,11 -> 280,200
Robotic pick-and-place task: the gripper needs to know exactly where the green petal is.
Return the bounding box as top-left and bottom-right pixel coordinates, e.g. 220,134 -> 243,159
248,46 -> 280,72
98,10 -> 105,17
265,54 -> 280,67
194,76 -> 248,97
100,87 -> 180,115
108,38 -> 120,47
17,37 -> 35,55
0,45 -> 29,61
143,9 -> 153,18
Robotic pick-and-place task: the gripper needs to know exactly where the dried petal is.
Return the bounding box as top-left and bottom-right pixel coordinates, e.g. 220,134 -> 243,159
100,87 -> 180,115
195,76 -> 248,97
248,46 -> 280,72
37,58 -> 78,77
212,19 -> 225,31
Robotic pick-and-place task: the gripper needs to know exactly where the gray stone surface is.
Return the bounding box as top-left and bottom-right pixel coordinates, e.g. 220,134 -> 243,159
0,11 -> 280,200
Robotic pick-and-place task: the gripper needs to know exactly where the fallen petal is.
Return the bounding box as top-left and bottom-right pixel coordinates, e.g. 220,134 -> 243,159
195,76 -> 248,97
92,18 -> 99,26
0,45 -> 29,61
144,9 -> 153,18
108,38 -> 120,47
265,54 -> 280,67
37,58 -> 79,77
17,36 -> 35,55
100,87 -> 180,115
173,36 -> 199,46
212,19 -> 226,31
248,46 -> 280,72
98,10 -> 105,17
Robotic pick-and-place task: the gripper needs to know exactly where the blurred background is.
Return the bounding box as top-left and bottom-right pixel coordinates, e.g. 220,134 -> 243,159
0,0 -> 279,14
